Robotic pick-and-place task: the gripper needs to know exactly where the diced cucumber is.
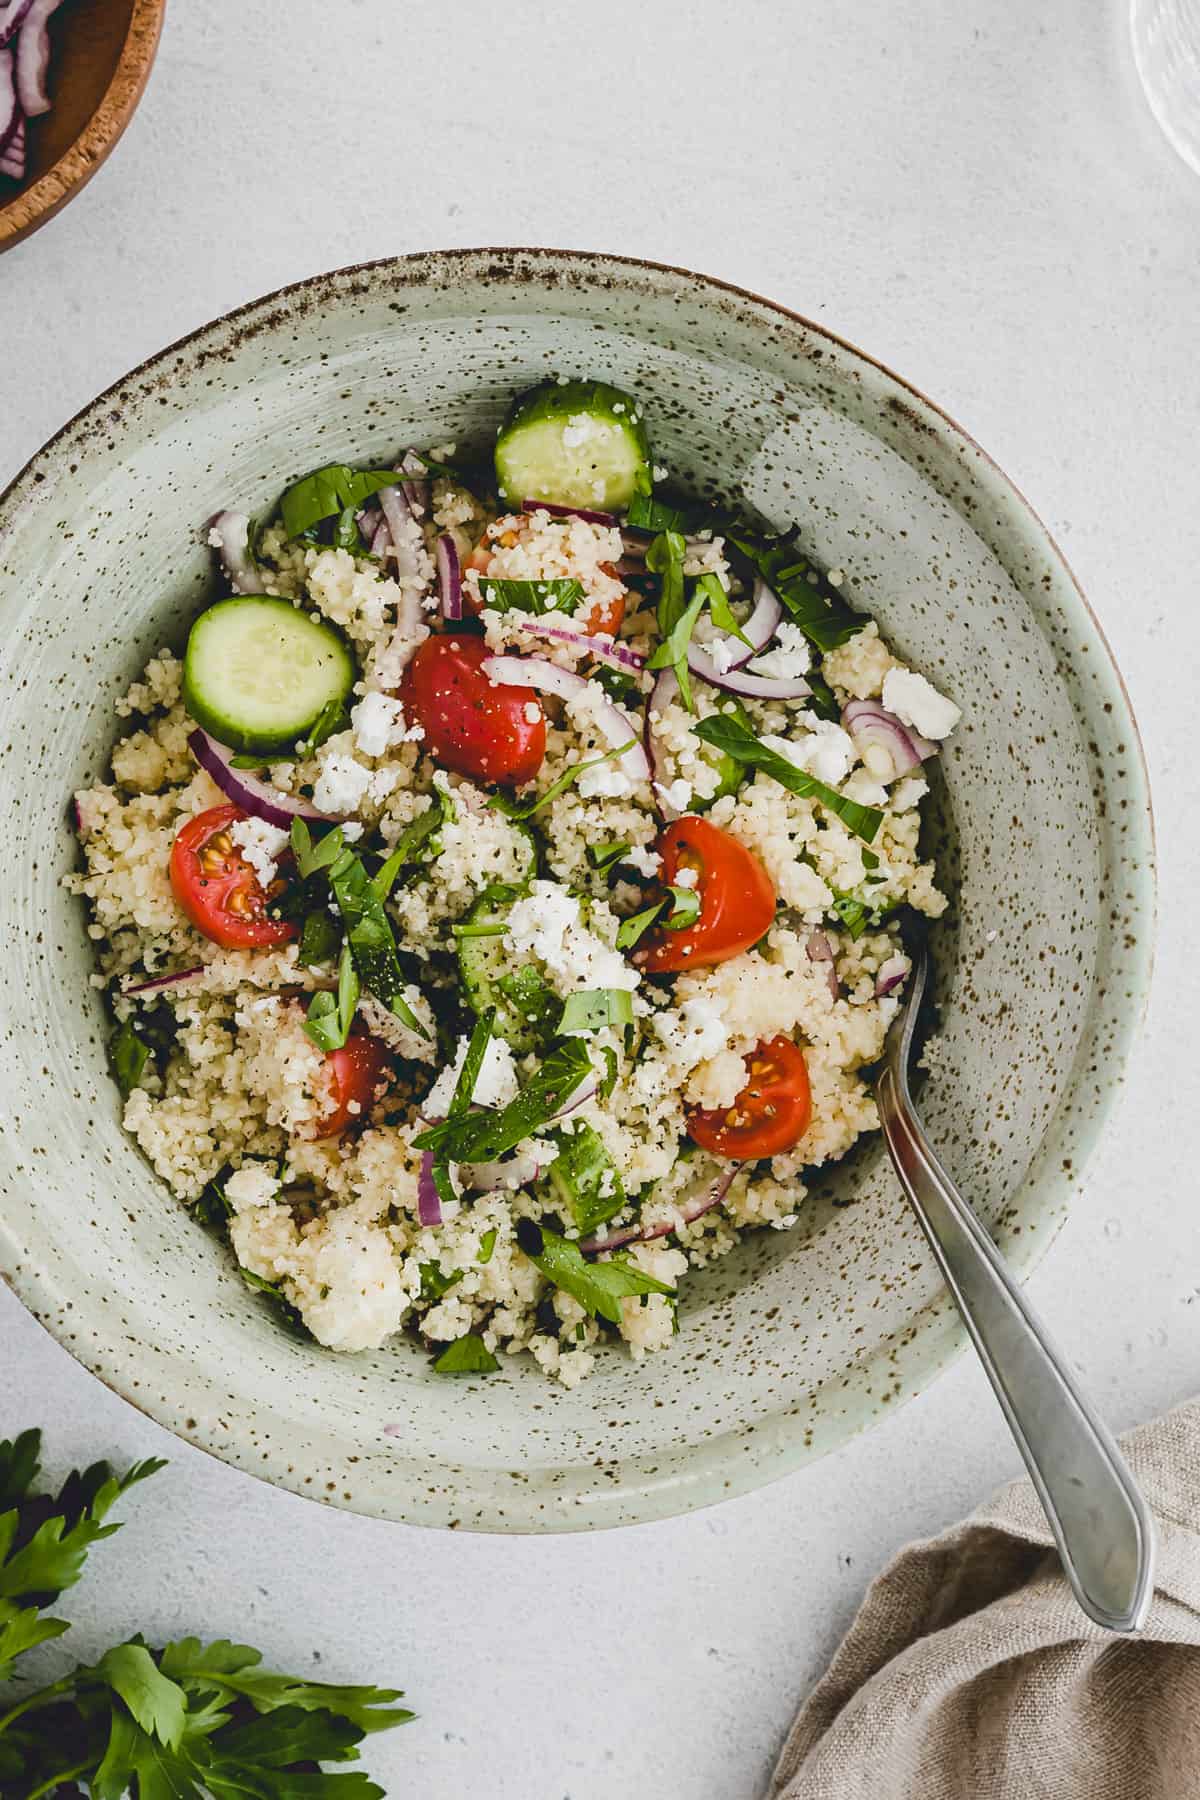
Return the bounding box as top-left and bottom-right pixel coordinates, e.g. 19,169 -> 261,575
456,885 -> 556,1053
183,597 -> 355,756
494,380 -> 652,511
540,1121 -> 626,1236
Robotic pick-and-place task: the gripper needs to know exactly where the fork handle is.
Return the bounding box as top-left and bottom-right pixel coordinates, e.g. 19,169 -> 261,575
877,1065 -> 1155,1632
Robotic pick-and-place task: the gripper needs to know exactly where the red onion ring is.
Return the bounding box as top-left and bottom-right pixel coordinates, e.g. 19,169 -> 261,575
520,499 -> 619,527
188,728 -> 342,829
436,534 -> 462,622
123,967 -> 205,996
208,511 -> 259,596
399,450 -> 429,517
512,619 -> 646,673
579,1168 -> 736,1256
842,700 -> 935,778
806,930 -> 840,1001
480,655 -> 650,784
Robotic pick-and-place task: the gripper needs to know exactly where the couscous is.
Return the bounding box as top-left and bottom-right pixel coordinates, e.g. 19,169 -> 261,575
70,378 -> 958,1386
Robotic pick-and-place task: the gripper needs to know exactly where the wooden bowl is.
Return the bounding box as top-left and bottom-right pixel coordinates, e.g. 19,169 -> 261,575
0,0 -> 165,252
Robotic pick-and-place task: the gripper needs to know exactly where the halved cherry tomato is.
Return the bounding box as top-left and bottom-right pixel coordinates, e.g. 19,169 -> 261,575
169,804 -> 297,950
313,1035 -> 392,1138
399,632 -> 545,787
688,1036 -> 812,1160
634,816 -> 776,974
462,542 -> 627,637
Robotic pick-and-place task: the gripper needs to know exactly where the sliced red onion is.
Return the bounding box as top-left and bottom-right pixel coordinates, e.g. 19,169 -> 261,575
842,700 -> 935,779
512,619 -> 645,674
685,643 -> 809,701
579,1168 -> 736,1256
875,955 -> 909,998
367,513 -> 390,558
417,1151 -> 444,1228
717,579 -> 784,671
436,534 -> 461,622
70,794 -> 85,834
123,966 -> 205,996
0,1 -> 36,49
377,482 -> 422,583
806,930 -> 839,1001
208,511 -> 259,596
643,669 -> 683,821
188,728 -> 342,828
14,0 -> 61,115
521,498 -> 619,528
481,655 -> 649,785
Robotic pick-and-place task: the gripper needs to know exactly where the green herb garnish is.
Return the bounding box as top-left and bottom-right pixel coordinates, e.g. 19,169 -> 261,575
692,714 -> 883,843
419,1262 -> 464,1302
647,585 -> 706,713
725,526 -> 863,652
302,943 -> 360,1052
279,464 -> 409,541
289,822 -> 429,1038
414,1041 -> 594,1165
558,988 -> 635,1036
477,1228 -> 498,1266
477,577 -> 586,616
434,1334 -> 499,1375
109,1017 -> 149,1098
586,840 -> 633,875
615,901 -> 667,950
0,1429 -> 413,1791
696,571 -> 751,647
449,1009 -> 495,1117
297,905 -> 341,968
489,740 -> 636,822
515,1222 -> 674,1324
663,884 -> 701,930
626,494 -> 691,533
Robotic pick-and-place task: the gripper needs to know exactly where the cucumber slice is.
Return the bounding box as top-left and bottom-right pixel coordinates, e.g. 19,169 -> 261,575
183,597 -> 355,755
495,380 -> 652,511
457,884 -> 556,1053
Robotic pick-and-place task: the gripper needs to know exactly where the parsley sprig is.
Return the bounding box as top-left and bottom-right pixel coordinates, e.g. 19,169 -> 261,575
0,1430 -> 411,1797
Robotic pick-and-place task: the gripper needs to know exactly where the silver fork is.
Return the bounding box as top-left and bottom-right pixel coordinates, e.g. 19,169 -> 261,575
875,944 -> 1156,1633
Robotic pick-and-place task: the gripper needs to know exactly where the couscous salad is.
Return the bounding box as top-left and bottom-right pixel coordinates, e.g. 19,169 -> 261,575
71,379 -> 959,1385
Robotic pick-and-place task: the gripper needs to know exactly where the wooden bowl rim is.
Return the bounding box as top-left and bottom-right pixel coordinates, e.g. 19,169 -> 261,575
0,0 -> 166,251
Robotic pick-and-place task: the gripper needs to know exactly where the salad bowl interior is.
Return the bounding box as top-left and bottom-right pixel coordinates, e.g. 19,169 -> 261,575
0,250 -> 1153,1530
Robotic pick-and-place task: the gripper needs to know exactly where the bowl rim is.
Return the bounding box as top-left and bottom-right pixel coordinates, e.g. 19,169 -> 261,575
0,0 -> 167,253
0,247 -> 1157,1528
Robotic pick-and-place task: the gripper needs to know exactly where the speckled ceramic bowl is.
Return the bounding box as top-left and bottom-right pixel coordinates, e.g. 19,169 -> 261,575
0,250 -> 1154,1531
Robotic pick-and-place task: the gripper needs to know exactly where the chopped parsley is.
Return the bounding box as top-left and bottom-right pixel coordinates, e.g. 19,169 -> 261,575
434,1334 -> 499,1375
540,1123 -> 627,1236
477,1227 -> 498,1265
514,1221 -> 674,1324
109,1017 -> 149,1097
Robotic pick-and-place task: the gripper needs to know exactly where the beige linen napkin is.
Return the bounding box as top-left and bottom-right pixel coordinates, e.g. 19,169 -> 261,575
771,1399 -> 1200,1800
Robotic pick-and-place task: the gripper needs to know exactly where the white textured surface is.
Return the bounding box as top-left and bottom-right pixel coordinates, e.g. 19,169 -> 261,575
2,1 -> 1199,1794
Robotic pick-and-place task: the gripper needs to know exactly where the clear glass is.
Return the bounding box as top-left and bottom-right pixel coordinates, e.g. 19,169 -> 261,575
1131,0 -> 1200,174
